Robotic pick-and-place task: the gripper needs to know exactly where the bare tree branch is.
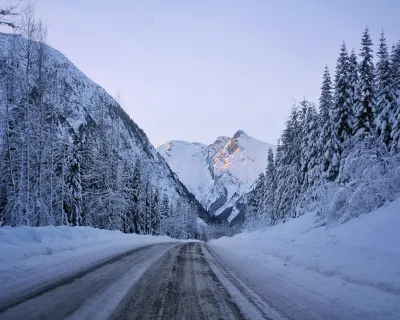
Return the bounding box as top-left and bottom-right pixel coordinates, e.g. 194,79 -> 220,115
0,3 -> 20,29
0,6 -> 19,16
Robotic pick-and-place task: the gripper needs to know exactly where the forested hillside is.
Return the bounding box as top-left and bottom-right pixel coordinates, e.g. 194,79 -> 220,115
243,28 -> 400,229
0,18 -> 208,239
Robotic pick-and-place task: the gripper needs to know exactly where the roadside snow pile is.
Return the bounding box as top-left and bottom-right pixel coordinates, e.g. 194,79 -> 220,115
0,226 -> 177,267
209,199 -> 400,319
0,226 -> 178,302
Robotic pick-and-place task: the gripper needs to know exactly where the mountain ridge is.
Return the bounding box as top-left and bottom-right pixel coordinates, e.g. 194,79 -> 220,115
157,130 -> 275,223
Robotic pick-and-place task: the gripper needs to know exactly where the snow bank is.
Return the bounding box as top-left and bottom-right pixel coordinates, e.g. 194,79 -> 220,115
209,199 -> 400,319
0,226 -> 177,267
0,226 -> 179,302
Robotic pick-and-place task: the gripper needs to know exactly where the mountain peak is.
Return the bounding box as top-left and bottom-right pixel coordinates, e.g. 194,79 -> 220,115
232,130 -> 248,139
157,131 -> 276,223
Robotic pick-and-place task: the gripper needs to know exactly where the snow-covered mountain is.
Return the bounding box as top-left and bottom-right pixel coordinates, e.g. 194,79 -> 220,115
0,32 -> 208,234
157,130 -> 275,223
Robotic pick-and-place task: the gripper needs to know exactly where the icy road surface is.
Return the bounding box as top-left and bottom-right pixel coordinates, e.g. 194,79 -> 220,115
0,242 -> 284,320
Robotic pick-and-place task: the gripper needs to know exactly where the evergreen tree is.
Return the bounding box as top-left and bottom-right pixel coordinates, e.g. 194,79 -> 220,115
348,49 -> 359,137
265,148 -> 275,181
65,134 -> 83,226
80,125 -> 97,227
392,41 -> 400,92
376,30 -> 397,146
262,148 -> 276,222
300,103 -> 320,189
355,27 -> 376,137
246,172 -> 265,221
273,105 -> 304,221
150,187 -> 159,235
126,163 -> 142,233
318,66 -> 336,179
158,194 -> 170,235
279,106 -> 302,166
390,42 -> 400,153
274,139 -> 282,167
333,43 -> 352,149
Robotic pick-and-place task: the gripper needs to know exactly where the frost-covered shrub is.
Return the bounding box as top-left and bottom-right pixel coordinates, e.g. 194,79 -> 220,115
338,138 -> 386,180
342,179 -> 392,222
296,182 -> 330,217
297,139 -> 400,225
329,186 -> 350,220
388,163 -> 400,192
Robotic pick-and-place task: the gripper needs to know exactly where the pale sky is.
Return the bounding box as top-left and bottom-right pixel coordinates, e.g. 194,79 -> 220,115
20,1 -> 400,146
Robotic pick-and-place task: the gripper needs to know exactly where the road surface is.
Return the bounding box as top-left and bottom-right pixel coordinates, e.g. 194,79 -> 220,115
0,242 -> 284,320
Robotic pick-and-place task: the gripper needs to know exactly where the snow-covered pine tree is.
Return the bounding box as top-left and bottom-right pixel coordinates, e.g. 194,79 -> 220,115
265,148 -> 276,180
355,27 -> 376,138
318,66 -> 337,180
150,187 -> 159,235
65,134 -> 83,226
80,124 -> 97,227
274,139 -> 282,167
300,103 -> 320,189
392,41 -> 400,97
144,183 -> 152,235
158,194 -> 170,235
245,172 -> 265,222
262,147 -> 277,223
333,43 -> 352,162
376,30 -> 397,147
164,199 -> 187,239
273,105 -> 303,221
348,49 -> 359,142
279,105 -> 303,166
390,41 -> 400,153
127,162 -> 142,233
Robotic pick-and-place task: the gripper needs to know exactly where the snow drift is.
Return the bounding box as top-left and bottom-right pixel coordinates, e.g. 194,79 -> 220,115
209,198 -> 400,319
0,226 -> 180,305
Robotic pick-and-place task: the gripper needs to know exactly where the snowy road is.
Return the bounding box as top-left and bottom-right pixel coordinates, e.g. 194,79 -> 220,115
0,242 -> 284,320
0,243 -> 178,320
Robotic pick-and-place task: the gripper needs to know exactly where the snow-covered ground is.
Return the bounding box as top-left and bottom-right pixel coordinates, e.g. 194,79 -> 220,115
0,226 -> 180,305
208,199 -> 400,320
